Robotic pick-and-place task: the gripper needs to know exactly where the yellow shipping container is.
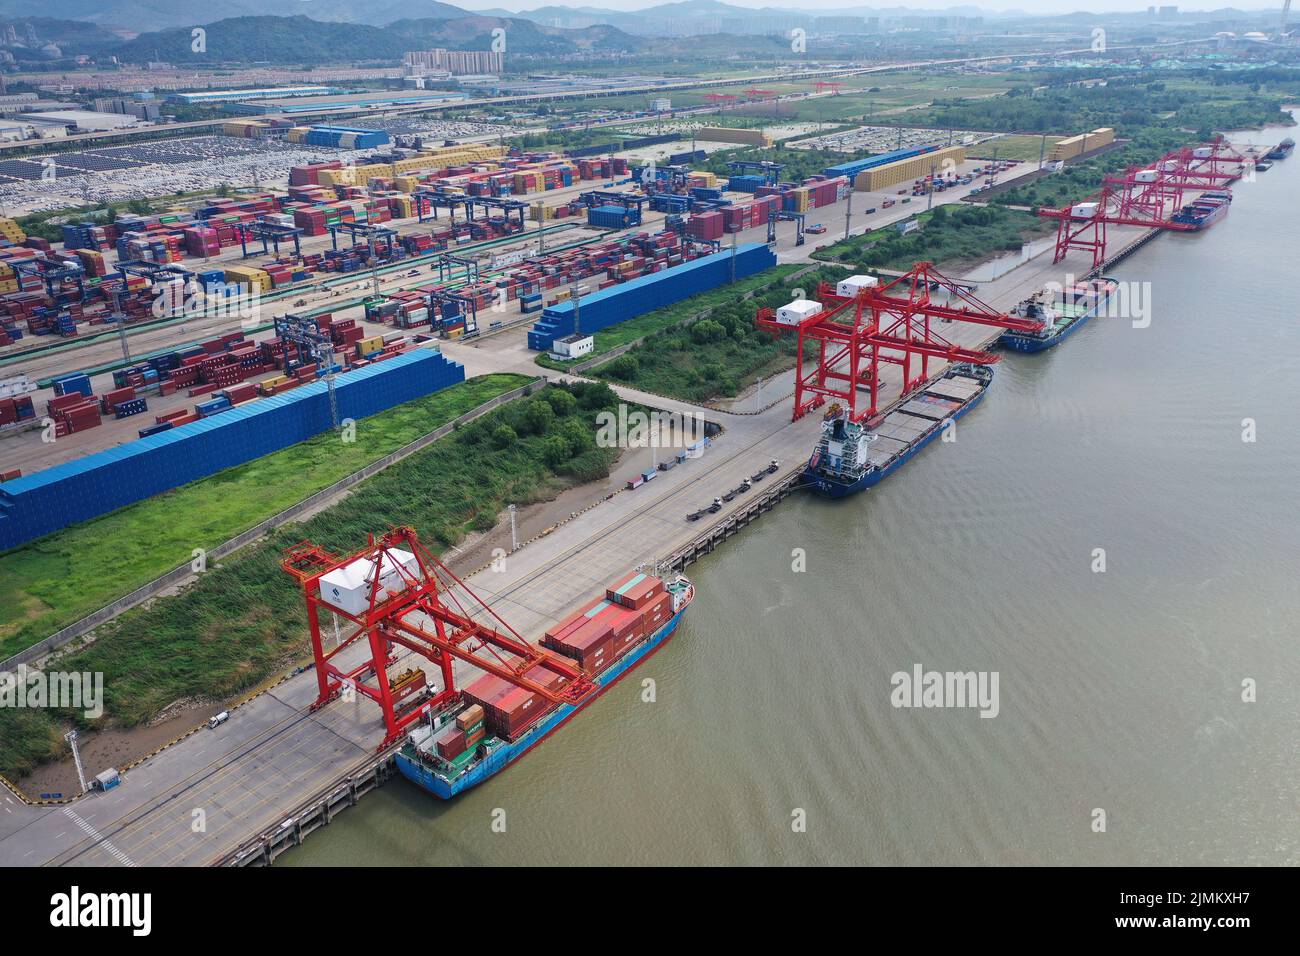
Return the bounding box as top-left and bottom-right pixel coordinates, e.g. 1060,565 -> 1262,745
853,146 -> 966,192
223,266 -> 272,293
1048,128 -> 1113,162
0,217 -> 26,243
318,167 -> 356,187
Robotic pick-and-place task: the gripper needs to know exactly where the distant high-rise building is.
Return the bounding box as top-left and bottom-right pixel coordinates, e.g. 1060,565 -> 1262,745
814,16 -> 869,35
404,50 -> 504,76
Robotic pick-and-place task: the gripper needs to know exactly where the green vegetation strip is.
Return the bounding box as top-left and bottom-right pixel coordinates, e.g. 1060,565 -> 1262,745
812,205 -> 1055,272
0,373 -> 531,660
0,379 -> 625,778
595,266 -> 851,404
535,264 -> 807,373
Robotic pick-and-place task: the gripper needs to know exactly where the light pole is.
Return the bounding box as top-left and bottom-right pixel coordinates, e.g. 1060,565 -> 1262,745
508,504 -> 518,551
66,730 -> 88,794
572,284 -> 588,336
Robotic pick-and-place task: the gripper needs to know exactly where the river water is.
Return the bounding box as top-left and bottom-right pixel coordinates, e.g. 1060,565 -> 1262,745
284,122 -> 1299,866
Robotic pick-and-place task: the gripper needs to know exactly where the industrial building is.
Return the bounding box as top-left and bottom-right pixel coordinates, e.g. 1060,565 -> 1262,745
0,117 -> 69,141
169,86 -> 334,105
231,90 -> 467,115
92,97 -> 163,121
26,110 -> 146,132
852,145 -> 966,191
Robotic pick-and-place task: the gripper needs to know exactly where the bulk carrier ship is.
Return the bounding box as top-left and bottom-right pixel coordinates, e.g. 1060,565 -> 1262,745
804,363 -> 993,499
998,276 -> 1119,353
1171,189 -> 1232,230
396,572 -> 695,798
1265,137 -> 1294,161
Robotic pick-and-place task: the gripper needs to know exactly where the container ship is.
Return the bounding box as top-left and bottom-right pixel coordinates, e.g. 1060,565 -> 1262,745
804,363 -> 993,499
998,276 -> 1119,353
1171,189 -> 1231,230
1265,138 -> 1294,161
396,571 -> 695,798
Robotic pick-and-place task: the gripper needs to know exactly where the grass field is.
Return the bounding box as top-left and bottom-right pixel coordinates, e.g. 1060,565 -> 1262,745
0,379 -> 624,778
535,265 -> 807,373
0,373 -> 533,662
975,133 -> 1061,162
593,266 -> 850,403
811,206 -> 1055,273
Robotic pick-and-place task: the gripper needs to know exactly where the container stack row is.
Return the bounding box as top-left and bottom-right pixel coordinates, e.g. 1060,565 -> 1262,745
527,243 -> 778,351
0,349 -> 465,551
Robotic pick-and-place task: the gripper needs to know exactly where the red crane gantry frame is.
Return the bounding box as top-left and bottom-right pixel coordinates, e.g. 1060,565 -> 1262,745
1038,137 -> 1246,268
282,526 -> 596,750
813,81 -> 843,95
755,262 -> 1042,424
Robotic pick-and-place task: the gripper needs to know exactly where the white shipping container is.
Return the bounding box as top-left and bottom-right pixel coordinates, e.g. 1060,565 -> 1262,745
318,547 -> 420,616
775,299 -> 823,326
837,275 -> 879,298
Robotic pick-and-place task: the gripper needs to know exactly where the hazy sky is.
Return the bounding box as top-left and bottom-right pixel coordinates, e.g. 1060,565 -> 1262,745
450,1 -> 1283,13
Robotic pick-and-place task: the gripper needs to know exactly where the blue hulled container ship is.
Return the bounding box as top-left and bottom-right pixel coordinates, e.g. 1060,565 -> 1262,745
397,574 -> 695,798
804,363 -> 994,499
1265,138 -> 1294,161
998,276 -> 1119,353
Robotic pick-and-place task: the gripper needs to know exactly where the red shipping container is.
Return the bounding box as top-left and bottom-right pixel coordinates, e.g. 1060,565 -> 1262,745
606,571 -> 663,610
436,729 -> 467,759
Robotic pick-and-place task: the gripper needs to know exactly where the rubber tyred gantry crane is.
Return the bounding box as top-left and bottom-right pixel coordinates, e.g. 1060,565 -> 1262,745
283,526 -> 596,750
755,262 -> 1042,423
813,81 -> 843,94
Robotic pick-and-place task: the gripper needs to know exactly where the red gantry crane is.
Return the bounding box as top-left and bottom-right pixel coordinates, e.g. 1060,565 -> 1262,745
756,263 -> 1042,423
1038,137 -> 1247,267
813,81 -> 843,95
283,526 -> 596,750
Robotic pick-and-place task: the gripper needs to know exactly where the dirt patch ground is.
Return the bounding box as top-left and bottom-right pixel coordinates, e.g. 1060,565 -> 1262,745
18,702 -> 220,798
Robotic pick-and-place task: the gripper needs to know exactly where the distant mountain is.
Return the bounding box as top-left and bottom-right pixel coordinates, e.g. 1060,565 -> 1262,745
106,14 -> 645,65
0,1 -> 476,32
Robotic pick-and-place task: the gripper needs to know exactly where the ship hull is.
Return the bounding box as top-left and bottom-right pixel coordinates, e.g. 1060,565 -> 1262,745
804,374 -> 990,499
998,283 -> 1116,353
396,608 -> 685,799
